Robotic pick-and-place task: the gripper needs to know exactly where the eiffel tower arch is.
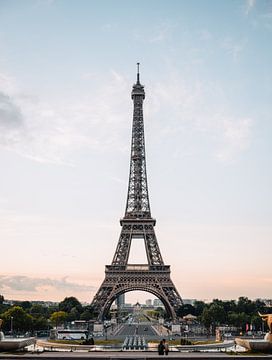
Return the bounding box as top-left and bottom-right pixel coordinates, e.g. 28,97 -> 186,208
91,64 -> 183,321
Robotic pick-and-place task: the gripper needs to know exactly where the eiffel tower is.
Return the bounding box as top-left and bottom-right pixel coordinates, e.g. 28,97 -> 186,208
91,64 -> 183,321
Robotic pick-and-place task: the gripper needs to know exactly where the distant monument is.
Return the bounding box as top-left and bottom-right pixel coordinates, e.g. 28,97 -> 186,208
235,312 -> 272,353
90,64 -> 183,321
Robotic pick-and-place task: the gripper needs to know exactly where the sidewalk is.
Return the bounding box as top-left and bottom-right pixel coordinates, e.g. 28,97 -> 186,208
0,352 -> 272,359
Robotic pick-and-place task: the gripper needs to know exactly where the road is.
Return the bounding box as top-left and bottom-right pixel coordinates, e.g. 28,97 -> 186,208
117,324 -> 157,337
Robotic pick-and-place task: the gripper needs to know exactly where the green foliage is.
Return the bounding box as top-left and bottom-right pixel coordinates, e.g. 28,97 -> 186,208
228,311 -> 250,330
196,297 -> 269,332
80,308 -> 95,321
59,297 -> 82,313
177,304 -> 196,317
30,304 -> 49,318
1,306 -> 33,332
193,301 -> 205,316
201,303 -> 225,331
16,301 -> 32,310
32,316 -> 48,331
50,311 -> 68,326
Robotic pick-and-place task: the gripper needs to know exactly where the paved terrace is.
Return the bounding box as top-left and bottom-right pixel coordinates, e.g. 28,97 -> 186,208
0,352 -> 272,359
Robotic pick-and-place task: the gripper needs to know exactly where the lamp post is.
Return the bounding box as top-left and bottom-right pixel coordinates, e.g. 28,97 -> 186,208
104,325 -> 108,341
10,316 -> 13,337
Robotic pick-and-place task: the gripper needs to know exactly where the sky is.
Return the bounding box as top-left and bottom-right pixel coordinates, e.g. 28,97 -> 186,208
0,0 -> 271,305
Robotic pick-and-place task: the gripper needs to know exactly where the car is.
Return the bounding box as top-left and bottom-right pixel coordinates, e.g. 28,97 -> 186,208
224,333 -> 232,337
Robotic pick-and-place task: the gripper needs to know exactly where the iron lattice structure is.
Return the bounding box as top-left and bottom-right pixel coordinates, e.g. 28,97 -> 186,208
91,65 -> 183,321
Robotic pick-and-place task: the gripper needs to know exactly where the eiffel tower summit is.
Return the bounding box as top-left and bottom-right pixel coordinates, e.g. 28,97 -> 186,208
91,64 -> 183,321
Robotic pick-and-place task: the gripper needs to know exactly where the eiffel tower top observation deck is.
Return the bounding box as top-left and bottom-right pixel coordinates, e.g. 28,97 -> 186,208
125,63 -> 151,220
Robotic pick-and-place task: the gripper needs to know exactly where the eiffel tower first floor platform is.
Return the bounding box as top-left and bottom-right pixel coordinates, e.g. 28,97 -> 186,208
91,264 -> 183,321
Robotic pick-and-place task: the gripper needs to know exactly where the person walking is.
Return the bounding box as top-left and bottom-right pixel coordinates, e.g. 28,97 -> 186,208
158,340 -> 165,355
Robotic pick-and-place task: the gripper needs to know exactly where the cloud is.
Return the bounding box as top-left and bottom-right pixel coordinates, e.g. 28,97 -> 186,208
0,67 -> 253,165
221,37 -> 247,62
199,29 -> 213,41
245,0 -> 256,15
0,70 -> 131,164
0,91 -> 25,148
0,275 -> 94,293
133,23 -> 176,43
216,116 -> 252,161
0,92 -> 23,128
147,73 -> 253,162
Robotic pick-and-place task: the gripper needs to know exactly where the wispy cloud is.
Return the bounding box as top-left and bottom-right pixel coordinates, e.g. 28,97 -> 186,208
216,116 -> 252,161
0,70 -> 131,164
0,275 -> 94,293
199,29 -> 213,41
147,73 -> 253,162
0,66 -> 253,165
245,0 -> 256,15
0,92 -> 23,128
221,37 -> 247,62
133,22 -> 176,43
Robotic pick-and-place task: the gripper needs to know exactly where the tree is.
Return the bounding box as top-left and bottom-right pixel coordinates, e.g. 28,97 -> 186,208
0,295 -> 4,304
194,301 -> 205,317
50,311 -> 68,327
177,304 -> 196,317
59,297 -> 82,313
222,300 -> 237,314
17,301 -> 32,311
30,304 -> 49,318
67,307 -> 80,322
32,316 -> 49,331
80,309 -> 93,321
1,306 -> 33,333
201,303 -> 225,334
228,311 -> 250,330
237,297 -> 255,315
251,314 -> 263,331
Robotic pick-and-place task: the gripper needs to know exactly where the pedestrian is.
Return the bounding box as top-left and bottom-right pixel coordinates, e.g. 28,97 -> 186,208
158,340 -> 165,355
163,338 -> 169,355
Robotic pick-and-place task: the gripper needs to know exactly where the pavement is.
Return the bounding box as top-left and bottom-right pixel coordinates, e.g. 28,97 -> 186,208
0,352 -> 272,359
117,324 -> 157,337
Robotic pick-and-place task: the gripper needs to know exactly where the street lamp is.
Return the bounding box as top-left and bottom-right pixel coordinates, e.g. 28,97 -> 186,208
10,316 -> 13,337
104,324 -> 108,341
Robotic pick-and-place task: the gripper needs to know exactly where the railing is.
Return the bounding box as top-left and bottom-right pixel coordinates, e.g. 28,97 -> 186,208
105,265 -> 170,272
36,339 -> 236,353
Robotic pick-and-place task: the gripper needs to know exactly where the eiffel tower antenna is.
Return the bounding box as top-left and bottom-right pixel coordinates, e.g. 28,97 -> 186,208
137,62 -> 140,83
90,65 -> 183,321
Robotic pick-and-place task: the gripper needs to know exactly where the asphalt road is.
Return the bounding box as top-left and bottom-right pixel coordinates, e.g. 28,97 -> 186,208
116,324 -> 157,337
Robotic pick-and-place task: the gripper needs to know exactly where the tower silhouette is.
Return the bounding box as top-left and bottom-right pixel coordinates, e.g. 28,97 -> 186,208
91,64 -> 183,320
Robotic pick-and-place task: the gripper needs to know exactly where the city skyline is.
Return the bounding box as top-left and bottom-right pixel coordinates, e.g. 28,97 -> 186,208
0,0 -> 272,304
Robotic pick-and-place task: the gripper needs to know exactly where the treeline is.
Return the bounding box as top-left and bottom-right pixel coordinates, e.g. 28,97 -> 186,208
0,296 -> 95,335
0,295 -> 270,334
177,297 -> 270,332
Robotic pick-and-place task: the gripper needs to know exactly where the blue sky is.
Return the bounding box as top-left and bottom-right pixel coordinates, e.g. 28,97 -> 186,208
0,0 -> 271,303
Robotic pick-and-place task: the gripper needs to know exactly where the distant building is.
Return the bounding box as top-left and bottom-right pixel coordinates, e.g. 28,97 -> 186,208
183,299 -> 197,305
153,298 -> 163,307
123,303 -> 132,308
115,294 -> 125,308
145,299 -> 152,306
256,298 -> 272,307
